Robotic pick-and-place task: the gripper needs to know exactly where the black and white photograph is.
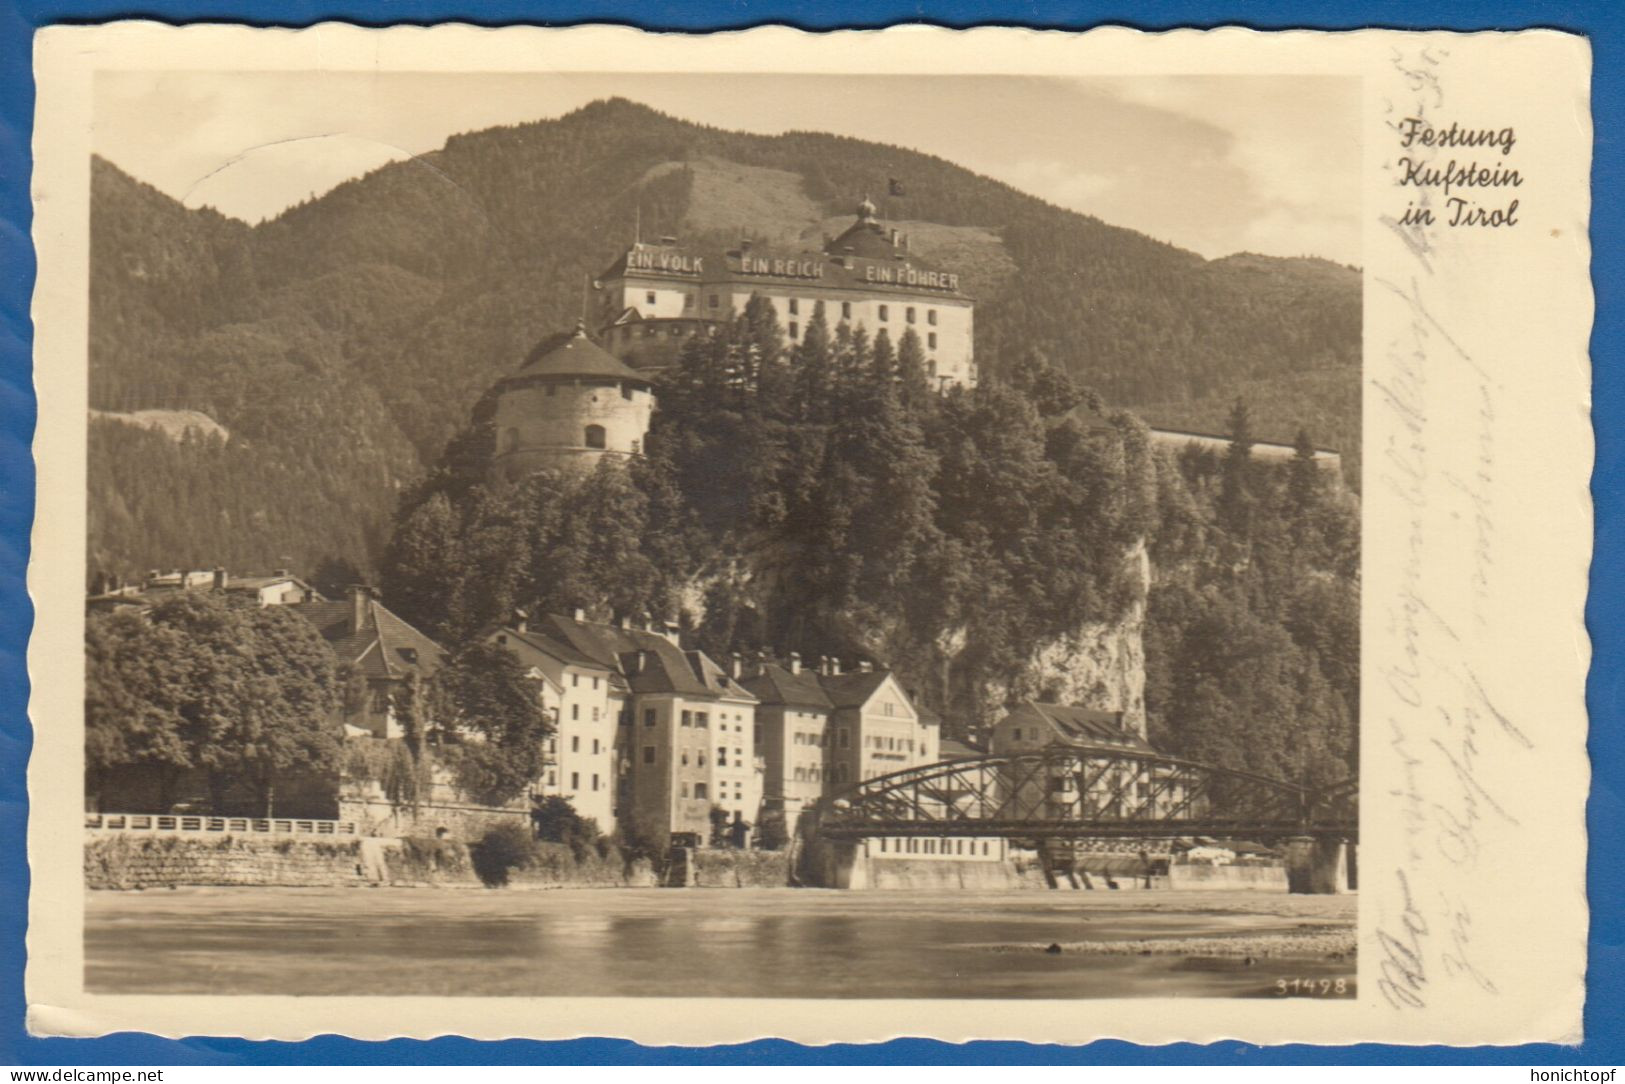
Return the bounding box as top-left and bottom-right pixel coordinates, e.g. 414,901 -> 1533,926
23,24 -> 1590,1045
75,65 -> 1364,1001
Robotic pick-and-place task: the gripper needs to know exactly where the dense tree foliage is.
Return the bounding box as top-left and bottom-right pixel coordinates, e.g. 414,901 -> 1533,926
85,592 -> 341,814
427,641 -> 552,806
88,98 -> 1358,584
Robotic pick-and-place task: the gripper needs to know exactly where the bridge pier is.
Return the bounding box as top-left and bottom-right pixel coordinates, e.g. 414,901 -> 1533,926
1284,836 -> 1350,894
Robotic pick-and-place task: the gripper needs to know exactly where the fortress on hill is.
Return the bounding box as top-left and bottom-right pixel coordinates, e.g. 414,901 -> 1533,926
487,197 -> 1343,483
489,199 -> 978,481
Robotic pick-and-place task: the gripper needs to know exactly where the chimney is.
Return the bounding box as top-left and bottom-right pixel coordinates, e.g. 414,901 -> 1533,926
273,567 -> 289,577
889,228 -> 898,245
616,613 -> 631,630
663,619 -> 682,646
817,655 -> 830,676
789,651 -> 801,675
348,585 -> 370,636
730,652 -> 744,680
858,659 -> 873,673
830,657 -> 843,676
572,606 -> 587,623
638,610 -> 653,632
514,608 -> 528,634
740,238 -> 752,252
212,567 -> 228,592
631,649 -> 650,676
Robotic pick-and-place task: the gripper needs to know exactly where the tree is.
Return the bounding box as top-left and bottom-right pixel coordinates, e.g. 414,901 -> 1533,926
87,592 -> 341,816
85,608 -> 193,811
1218,398 -> 1256,536
429,641 -> 550,806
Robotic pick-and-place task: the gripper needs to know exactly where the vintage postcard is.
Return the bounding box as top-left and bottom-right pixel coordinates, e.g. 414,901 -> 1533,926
25,23 -> 1591,1045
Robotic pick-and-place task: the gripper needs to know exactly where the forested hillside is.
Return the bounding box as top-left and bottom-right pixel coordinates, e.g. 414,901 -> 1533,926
88,96 -> 1359,584
380,301 -> 1359,785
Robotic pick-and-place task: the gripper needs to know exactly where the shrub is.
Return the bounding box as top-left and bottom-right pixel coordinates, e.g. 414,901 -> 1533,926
530,795 -> 601,861
470,821 -> 536,887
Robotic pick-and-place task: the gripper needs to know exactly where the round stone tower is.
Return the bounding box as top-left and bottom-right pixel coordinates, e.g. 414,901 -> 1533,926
490,322 -> 656,483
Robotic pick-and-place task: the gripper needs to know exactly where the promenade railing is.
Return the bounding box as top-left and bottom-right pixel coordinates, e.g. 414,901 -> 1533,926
84,812 -> 360,837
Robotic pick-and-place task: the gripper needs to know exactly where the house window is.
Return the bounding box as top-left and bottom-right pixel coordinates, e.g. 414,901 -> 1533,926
570,771 -> 580,790
592,739 -> 600,754
694,783 -> 709,800
681,752 -> 689,766
584,424 -> 607,450
681,710 -> 692,727
571,735 -> 580,752
907,307 -> 917,324
684,293 -> 694,309
572,674 -> 579,687
718,751 -> 727,767
878,304 -> 889,321
788,321 -> 799,340
841,301 -> 852,320
643,746 -> 655,764
927,359 -> 937,378
788,298 -> 799,316
547,771 -> 556,786
592,707 -> 600,722
928,332 -> 937,350
696,712 -> 709,728
681,783 -> 689,798
621,384 -> 634,400
646,291 -> 657,305
644,709 -> 656,727
928,309 -> 937,326
708,294 -> 719,309
630,439 -> 641,456
592,774 -> 600,791
571,705 -> 580,721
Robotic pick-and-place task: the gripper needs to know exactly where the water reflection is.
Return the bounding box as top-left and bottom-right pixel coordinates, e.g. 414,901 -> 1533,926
86,887 -> 1356,1000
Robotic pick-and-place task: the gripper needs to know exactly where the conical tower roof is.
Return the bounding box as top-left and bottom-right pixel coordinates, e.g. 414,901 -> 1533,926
517,321 -> 649,382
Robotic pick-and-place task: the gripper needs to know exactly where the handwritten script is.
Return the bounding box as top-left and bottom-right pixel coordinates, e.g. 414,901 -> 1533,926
1373,46 -> 1531,1013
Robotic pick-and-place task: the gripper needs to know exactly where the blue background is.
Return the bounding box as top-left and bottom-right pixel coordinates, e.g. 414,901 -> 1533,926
1,0 -> 1618,1066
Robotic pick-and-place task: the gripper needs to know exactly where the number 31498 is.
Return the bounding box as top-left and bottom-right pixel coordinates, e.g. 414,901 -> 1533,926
1275,977 -> 1350,996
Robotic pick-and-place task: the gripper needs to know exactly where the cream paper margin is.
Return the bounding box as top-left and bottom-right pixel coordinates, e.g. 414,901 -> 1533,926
25,22 -> 1592,1047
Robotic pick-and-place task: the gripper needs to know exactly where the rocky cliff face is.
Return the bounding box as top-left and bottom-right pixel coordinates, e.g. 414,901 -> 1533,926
950,540 -> 1150,738
689,537 -> 1151,740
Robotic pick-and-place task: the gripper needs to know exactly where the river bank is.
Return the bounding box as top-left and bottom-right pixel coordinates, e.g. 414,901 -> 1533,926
86,886 -> 1356,999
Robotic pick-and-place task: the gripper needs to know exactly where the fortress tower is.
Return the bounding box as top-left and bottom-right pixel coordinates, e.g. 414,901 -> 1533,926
489,322 -> 656,483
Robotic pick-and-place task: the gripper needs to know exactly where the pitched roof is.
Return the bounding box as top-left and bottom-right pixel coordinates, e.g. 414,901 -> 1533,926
532,612 -> 745,699
291,595 -> 446,682
939,738 -> 984,760
516,324 -> 650,382
742,663 -> 834,710
1022,701 -> 1153,753
818,668 -> 897,710
498,625 -> 607,670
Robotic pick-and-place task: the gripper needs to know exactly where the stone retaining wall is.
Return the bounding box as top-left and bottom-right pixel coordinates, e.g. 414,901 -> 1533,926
86,834 -> 377,889
690,848 -> 792,888
1168,863 -> 1289,891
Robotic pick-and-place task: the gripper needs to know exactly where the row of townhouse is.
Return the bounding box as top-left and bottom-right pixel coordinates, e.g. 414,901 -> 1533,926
487,611 -> 942,844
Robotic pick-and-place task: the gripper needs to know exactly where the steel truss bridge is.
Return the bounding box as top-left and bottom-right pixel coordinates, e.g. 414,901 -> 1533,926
814,748 -> 1358,843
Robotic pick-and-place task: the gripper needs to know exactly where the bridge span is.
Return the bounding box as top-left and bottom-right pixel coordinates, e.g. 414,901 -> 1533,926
805,748 -> 1357,892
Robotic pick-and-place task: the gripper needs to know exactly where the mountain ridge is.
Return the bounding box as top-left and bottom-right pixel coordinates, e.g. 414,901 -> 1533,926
87,96 -> 1361,583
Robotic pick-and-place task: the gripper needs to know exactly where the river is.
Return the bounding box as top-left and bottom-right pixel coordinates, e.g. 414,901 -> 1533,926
85,887 -> 1356,999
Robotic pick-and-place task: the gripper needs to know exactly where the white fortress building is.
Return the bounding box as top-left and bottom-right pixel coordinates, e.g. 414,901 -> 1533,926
592,198 -> 978,390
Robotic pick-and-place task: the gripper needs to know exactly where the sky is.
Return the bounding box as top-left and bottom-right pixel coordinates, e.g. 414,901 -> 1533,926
94,72 -> 1360,265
